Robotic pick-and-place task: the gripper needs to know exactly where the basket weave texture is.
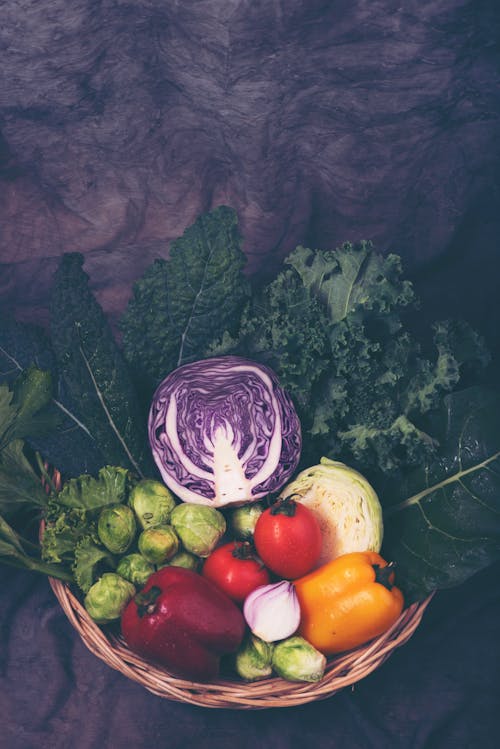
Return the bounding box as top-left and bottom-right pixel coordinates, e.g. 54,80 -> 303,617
47,575 -> 432,709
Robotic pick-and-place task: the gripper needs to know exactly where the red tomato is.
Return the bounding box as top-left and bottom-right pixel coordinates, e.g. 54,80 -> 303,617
202,541 -> 271,604
253,498 -> 322,579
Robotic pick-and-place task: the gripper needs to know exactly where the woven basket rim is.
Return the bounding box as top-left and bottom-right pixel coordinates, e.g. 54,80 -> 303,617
47,573 -> 433,709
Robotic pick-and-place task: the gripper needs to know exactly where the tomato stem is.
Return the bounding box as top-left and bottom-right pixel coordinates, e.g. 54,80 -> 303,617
231,541 -> 257,560
270,495 -> 299,517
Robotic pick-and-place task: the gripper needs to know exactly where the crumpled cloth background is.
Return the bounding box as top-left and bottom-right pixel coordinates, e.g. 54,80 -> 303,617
1,1 -> 500,746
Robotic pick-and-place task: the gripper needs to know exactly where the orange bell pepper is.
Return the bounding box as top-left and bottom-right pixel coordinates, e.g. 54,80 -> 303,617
293,551 -> 404,655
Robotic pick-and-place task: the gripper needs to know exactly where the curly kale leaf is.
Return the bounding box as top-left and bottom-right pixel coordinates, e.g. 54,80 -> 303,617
50,254 -> 153,477
120,206 -> 250,394
210,269 -> 330,409
286,242 -> 416,323
218,240 -> 490,478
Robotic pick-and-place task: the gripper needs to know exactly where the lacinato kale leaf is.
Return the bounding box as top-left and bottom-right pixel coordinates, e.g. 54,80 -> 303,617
120,205 -> 250,395
0,316 -> 106,476
382,386 -> 500,602
50,254 -> 153,477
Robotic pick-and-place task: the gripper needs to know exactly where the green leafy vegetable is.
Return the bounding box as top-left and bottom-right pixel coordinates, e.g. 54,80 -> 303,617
209,269 -> 329,407
0,367 -> 54,451
55,465 -> 132,511
382,386 -> 500,601
41,506 -> 90,565
50,253 -> 153,477
0,369 -> 73,581
120,205 -> 250,394
214,240 -> 490,477
41,465 -> 133,570
73,534 -> 116,593
0,315 -> 106,476
0,369 -> 54,522
0,514 -> 73,581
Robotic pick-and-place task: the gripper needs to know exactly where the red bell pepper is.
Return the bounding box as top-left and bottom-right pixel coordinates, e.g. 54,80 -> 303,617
121,566 -> 246,681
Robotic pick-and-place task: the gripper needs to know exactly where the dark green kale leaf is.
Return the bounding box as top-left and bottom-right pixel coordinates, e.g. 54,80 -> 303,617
120,206 -> 250,395
216,240 -> 490,477
209,269 -> 330,409
50,254 -> 153,477
286,241 -> 415,323
0,316 -> 106,476
382,386 -> 500,602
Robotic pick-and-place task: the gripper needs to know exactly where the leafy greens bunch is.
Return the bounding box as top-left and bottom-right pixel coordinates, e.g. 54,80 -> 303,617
0,205 -> 498,602
120,229 -> 490,484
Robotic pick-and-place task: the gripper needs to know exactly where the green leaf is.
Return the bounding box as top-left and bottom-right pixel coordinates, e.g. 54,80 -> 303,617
50,253 -> 152,476
41,505 -> 91,565
382,386 -> 500,602
0,440 -> 48,518
55,465 -> 131,511
72,534 -> 116,593
0,368 -> 53,450
286,242 -> 415,324
0,316 -> 107,476
120,205 -> 250,392
1,514 -> 73,582
212,269 -> 330,409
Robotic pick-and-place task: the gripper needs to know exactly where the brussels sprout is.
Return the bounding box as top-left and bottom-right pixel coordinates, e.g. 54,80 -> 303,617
163,550 -> 200,571
170,504 -> 226,558
279,457 -> 383,565
116,553 -> 155,587
235,634 -> 274,681
129,479 -> 177,530
84,572 -> 136,624
97,504 -> 137,554
271,636 -> 326,682
138,525 -> 179,564
228,502 -> 264,540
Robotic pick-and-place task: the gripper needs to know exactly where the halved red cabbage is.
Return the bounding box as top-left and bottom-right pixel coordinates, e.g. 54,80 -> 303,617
148,356 -> 302,506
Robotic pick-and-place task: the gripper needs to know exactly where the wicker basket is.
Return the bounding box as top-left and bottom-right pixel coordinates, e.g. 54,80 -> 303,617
46,567 -> 433,710
42,469 -> 433,709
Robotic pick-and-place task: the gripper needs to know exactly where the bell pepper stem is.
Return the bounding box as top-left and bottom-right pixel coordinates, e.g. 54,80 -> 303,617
135,585 -> 162,617
373,562 -> 396,590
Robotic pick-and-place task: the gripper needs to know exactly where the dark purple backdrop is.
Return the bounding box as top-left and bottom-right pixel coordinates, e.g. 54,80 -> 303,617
1,1 -> 500,746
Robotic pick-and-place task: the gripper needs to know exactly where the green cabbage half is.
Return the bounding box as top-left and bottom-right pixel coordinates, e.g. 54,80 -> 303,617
279,457 -> 383,565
